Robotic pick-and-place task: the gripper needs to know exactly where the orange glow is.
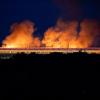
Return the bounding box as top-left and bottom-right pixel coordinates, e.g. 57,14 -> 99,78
42,20 -> 78,48
2,21 -> 41,48
1,19 -> 99,48
42,19 -> 99,48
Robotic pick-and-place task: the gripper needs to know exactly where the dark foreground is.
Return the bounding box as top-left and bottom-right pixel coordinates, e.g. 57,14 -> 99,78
0,52 -> 100,99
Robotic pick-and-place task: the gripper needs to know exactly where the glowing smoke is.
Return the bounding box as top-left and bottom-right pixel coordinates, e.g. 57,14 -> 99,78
1,19 -> 100,48
42,19 -> 99,48
2,20 -> 41,48
42,19 -> 78,48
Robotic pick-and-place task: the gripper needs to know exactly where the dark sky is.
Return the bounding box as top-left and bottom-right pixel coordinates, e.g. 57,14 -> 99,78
0,0 -> 100,43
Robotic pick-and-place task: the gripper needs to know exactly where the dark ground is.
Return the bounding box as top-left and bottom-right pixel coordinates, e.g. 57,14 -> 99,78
0,52 -> 100,99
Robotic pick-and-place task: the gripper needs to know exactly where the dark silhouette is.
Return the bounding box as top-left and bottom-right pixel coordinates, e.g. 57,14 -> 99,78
0,52 -> 100,99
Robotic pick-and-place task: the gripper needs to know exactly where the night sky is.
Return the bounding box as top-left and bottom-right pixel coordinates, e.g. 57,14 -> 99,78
0,0 -> 100,43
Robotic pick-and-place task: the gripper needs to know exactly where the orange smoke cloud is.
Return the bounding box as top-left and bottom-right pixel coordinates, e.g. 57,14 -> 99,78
42,19 -> 99,48
2,20 -> 41,48
77,20 -> 99,48
42,19 -> 78,48
1,19 -> 100,48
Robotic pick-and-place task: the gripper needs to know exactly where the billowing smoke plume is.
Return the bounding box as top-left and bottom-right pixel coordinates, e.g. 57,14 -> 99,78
76,19 -> 99,48
42,19 -> 78,48
42,19 -> 100,48
2,20 -> 41,48
1,19 -> 100,48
